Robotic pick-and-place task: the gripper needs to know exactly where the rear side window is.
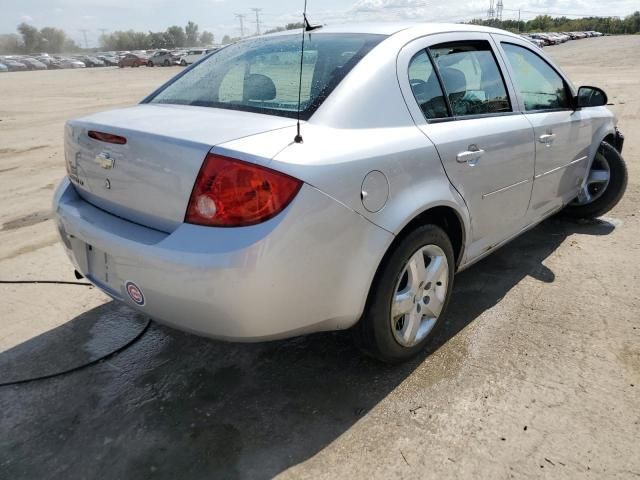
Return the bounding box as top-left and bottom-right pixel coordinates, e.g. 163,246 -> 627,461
501,43 -> 570,111
429,40 -> 511,117
148,33 -> 385,120
408,51 -> 448,120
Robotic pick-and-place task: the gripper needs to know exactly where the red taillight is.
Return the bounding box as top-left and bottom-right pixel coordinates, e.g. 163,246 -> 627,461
185,153 -> 303,227
88,130 -> 127,145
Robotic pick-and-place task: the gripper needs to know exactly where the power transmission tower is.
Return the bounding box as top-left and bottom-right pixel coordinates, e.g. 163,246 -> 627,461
79,29 -> 89,49
251,8 -> 262,35
496,0 -> 504,21
487,0 -> 495,20
234,14 -> 246,37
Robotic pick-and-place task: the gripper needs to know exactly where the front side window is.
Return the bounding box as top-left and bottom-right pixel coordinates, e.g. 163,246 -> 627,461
408,50 -> 448,120
148,33 -> 385,119
501,43 -> 570,111
429,40 -> 511,117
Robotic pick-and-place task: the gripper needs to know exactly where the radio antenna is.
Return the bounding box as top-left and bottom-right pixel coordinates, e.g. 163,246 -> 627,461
294,0 -> 322,144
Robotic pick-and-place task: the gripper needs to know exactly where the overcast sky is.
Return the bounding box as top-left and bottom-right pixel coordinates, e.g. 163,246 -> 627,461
1,0 -> 638,47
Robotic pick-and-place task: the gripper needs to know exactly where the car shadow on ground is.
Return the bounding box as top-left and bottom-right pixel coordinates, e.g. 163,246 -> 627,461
0,216 -> 615,479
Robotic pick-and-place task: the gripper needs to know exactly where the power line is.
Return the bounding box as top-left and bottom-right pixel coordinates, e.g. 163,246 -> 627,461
234,13 -> 246,37
251,8 -> 263,35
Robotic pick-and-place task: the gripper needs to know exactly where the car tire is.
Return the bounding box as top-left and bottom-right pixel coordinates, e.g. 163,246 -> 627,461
164,59 -> 170,66
564,141 -> 628,219
147,61 -> 153,67
181,59 -> 187,66
353,224 -> 455,363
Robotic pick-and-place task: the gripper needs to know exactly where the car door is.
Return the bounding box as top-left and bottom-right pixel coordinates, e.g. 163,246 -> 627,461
493,36 -> 592,220
398,32 -> 536,259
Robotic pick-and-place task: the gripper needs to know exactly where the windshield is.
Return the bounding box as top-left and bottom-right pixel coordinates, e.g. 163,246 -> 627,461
147,33 -> 385,119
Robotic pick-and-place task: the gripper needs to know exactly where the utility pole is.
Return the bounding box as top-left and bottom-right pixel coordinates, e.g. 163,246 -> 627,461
518,9 -> 521,31
487,0 -> 495,20
79,29 -> 89,49
251,8 -> 262,35
234,14 -> 246,37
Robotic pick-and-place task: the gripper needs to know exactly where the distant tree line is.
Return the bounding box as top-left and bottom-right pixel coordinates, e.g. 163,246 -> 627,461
99,21 -> 215,50
3,13 -> 637,56
470,11 -> 640,34
0,23 -> 79,54
0,19 -> 303,55
218,22 -> 304,46
263,22 -> 305,35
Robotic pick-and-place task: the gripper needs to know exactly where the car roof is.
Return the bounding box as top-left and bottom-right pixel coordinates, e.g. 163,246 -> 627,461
265,22 -> 519,38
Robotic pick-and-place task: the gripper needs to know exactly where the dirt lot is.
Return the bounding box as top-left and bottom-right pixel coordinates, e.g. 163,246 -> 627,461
1,35 -> 639,479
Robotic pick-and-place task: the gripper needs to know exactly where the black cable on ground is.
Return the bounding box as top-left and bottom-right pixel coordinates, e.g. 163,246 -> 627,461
0,318 -> 152,388
0,280 -> 92,286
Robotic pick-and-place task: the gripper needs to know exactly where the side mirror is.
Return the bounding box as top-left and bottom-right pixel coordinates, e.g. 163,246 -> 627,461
576,86 -> 608,108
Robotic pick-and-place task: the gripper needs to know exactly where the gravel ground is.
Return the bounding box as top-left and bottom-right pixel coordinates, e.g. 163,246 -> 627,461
0,35 -> 638,479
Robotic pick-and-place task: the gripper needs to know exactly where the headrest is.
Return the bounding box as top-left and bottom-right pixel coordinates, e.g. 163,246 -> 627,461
440,68 -> 466,97
244,74 -> 276,101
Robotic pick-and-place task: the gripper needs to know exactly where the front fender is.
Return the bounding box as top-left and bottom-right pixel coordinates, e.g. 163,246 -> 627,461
588,109 -> 617,162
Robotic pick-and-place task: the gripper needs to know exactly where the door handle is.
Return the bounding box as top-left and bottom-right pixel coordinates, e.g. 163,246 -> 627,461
456,146 -> 485,166
538,133 -> 556,145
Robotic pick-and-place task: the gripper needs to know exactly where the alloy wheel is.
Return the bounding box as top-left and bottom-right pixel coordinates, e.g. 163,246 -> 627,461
390,244 -> 449,348
572,151 -> 611,206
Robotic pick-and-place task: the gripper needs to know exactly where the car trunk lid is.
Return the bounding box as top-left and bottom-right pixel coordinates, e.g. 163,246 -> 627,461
65,104 -> 295,232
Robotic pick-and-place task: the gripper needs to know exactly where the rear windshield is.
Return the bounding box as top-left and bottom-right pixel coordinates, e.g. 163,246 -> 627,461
147,33 -> 385,119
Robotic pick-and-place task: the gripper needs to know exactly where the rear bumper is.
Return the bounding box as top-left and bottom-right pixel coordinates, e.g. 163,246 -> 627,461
53,177 -> 392,341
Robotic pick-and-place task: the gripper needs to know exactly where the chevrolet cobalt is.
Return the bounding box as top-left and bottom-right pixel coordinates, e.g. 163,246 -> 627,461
54,24 -> 627,362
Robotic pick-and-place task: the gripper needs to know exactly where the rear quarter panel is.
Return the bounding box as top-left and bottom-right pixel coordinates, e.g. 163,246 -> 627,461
216,123 -> 471,257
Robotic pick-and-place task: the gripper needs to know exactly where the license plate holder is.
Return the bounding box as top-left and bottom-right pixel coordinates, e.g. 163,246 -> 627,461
86,244 -> 121,295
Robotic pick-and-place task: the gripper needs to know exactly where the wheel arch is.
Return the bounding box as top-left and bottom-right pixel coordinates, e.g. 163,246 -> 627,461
368,204 -> 467,300
590,121 -> 617,162
602,132 -> 616,146
393,205 -> 466,269
355,203 -> 466,331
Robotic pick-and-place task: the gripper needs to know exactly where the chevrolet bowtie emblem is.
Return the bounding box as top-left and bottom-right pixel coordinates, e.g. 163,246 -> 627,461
95,152 -> 115,169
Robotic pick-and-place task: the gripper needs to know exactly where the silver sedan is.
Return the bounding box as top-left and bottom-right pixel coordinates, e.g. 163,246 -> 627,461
54,23 -> 627,362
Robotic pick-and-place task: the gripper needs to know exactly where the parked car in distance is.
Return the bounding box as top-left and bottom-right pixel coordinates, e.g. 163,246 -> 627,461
77,55 -> 105,67
179,48 -> 208,65
0,58 -> 28,71
54,57 -> 86,68
19,57 -> 48,70
55,23 -> 627,363
520,35 -> 545,48
147,50 -> 179,67
35,56 -> 55,67
118,53 -> 147,68
98,55 -> 119,66
0,62 -> 8,73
